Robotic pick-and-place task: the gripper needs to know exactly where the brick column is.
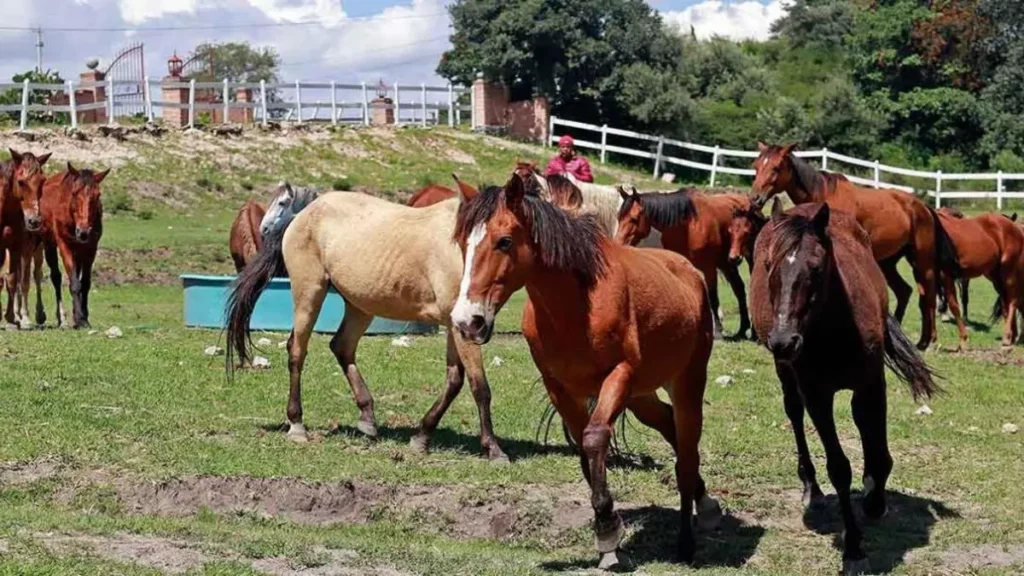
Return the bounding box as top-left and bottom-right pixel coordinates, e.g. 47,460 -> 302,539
472,77 -> 509,130
80,69 -> 106,124
232,87 -> 254,124
370,97 -> 394,125
161,76 -> 189,128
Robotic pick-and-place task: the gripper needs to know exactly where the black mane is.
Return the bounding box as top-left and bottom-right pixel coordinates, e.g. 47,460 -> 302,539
619,188 -> 699,229
454,185 -> 607,285
769,212 -> 829,273
786,152 -> 846,196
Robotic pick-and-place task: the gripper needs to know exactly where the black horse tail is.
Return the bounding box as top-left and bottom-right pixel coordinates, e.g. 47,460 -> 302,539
883,313 -> 941,400
930,207 -> 962,280
225,228 -> 287,377
536,399 -> 630,458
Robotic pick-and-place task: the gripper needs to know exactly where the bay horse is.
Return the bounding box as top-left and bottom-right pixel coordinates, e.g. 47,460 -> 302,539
1,148 -> 51,329
933,208 -> 1024,349
615,186 -> 753,340
224,185 -> 508,462
229,199 -> 267,273
407,183 -> 456,208
40,163 -> 108,329
451,173 -> 720,568
752,142 -> 960,350
750,199 -> 939,576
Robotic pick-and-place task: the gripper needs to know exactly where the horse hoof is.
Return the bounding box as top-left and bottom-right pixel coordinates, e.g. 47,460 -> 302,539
488,451 -> 510,466
357,421 -> 379,438
5,323 -> 19,331
595,514 -> 625,555
802,486 -> 826,511
597,550 -> 634,572
286,423 -> 308,443
842,557 -> 870,576
940,312 -> 953,323
409,434 -> 429,454
694,495 -> 723,530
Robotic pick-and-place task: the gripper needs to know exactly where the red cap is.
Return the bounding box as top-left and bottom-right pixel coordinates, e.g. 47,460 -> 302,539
558,135 -> 574,147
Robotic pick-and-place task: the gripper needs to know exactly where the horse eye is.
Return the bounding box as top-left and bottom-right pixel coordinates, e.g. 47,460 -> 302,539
496,236 -> 513,253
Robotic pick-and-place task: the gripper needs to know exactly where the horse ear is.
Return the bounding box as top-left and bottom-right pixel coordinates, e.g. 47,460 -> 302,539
453,173 -> 478,201
505,172 -> 526,208
37,152 -> 52,166
770,196 -> 785,222
812,203 -> 830,237
781,143 -> 798,157
757,141 -> 768,153
66,162 -> 78,177
9,149 -> 22,163
93,168 -> 111,184
616,185 -> 630,201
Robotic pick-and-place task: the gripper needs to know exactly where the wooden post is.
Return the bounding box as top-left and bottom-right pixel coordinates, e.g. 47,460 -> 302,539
394,83 -> 401,126
447,83 -> 454,127
997,171 -> 1004,210
106,77 -> 115,126
295,80 -> 302,124
143,76 -> 153,122
547,115 -> 555,146
709,145 -> 721,187
421,83 -> 427,127
222,78 -> 230,124
361,81 -> 369,126
600,124 -> 608,164
330,81 -> 338,125
188,79 -> 196,129
260,80 -> 268,126
935,170 -> 942,208
874,160 -> 880,188
67,80 -> 78,129
653,136 -> 664,179
821,147 -> 828,171
19,78 -> 29,130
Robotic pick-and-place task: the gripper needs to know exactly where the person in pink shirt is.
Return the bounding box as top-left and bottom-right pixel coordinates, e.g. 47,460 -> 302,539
545,134 -> 594,182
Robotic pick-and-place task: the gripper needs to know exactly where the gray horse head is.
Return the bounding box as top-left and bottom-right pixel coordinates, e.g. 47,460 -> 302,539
259,181 -> 320,240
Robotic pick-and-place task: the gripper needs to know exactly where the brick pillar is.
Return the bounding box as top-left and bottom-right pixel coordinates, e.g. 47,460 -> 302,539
232,87 -> 254,124
161,76 -> 190,128
472,77 -> 509,130
370,97 -> 394,125
80,69 -> 106,124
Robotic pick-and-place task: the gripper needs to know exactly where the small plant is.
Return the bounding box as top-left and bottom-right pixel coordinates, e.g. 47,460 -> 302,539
332,177 -> 352,191
106,190 -> 133,214
196,177 -> 212,189
138,208 -> 154,220
241,181 -> 254,191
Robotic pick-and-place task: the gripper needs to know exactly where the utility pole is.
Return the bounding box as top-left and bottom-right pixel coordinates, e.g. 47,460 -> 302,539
35,27 -> 44,71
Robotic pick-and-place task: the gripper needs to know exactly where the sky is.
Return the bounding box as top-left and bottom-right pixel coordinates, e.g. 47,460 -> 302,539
0,1 -> 788,89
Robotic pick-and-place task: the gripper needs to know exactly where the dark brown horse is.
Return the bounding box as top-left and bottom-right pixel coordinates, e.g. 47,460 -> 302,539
1,148 -> 51,329
615,186 -> 753,339
407,184 -> 456,208
40,163 -> 108,329
452,173 -> 719,568
752,143 -> 960,350
750,200 -> 939,576
229,199 -> 266,272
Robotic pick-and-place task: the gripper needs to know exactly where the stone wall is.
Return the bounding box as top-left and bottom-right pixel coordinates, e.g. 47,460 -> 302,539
471,78 -> 549,144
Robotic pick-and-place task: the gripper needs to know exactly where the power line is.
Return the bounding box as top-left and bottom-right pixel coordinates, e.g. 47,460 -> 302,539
0,11 -> 448,33
278,35 -> 451,69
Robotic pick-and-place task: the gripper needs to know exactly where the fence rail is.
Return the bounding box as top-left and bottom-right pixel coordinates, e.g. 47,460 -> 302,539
550,116 -> 1024,209
4,78 -> 472,132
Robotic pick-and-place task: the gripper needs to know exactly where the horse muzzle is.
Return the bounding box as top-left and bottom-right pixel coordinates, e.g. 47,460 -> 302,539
25,216 -> 42,233
455,314 -> 493,345
74,227 -> 92,243
768,330 -> 803,361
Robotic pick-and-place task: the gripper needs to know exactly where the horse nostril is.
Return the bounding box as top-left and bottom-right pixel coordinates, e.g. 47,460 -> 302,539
469,315 -> 486,332
769,332 -> 802,358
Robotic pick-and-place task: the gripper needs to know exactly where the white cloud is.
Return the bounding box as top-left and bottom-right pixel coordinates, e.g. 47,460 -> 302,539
661,0 -> 790,41
119,0 -> 201,25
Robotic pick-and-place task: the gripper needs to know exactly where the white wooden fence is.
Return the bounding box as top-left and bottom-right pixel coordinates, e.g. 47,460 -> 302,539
0,78 -> 472,130
549,116 -> 1024,209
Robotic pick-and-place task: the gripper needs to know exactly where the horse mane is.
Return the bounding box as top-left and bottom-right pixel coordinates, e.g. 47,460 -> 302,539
454,184 -> 607,285
619,188 -> 698,229
787,152 -> 846,196
768,212 -> 829,273
544,173 -> 583,209
70,169 -> 103,188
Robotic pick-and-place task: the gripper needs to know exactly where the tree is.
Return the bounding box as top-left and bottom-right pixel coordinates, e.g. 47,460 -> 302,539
771,0 -> 856,50
188,42 -> 280,84
0,69 -> 66,124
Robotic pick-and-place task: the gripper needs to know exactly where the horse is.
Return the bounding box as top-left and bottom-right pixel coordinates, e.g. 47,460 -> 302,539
0,148 -> 51,329
932,209 -> 1024,349
451,172 -> 720,568
750,199 -> 940,576
727,195 -> 768,267
40,163 -> 108,329
229,199 -> 267,273
615,185 -> 755,340
258,182 -> 320,240
224,180 -> 508,462
407,183 -> 456,208
752,142 -> 960,350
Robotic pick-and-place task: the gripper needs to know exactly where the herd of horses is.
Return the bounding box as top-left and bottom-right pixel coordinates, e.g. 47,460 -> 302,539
222,142 -> 1023,575
0,148 -> 106,333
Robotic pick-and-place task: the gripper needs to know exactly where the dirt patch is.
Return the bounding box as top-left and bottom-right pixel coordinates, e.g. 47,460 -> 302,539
913,543 -> 1024,572
0,131 -> 141,168
0,457 -> 64,486
252,548 -> 407,576
445,148 -> 476,165
961,348 -> 1024,366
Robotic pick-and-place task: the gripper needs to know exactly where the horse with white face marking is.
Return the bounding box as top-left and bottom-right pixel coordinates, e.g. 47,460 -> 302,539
224,180 -> 508,462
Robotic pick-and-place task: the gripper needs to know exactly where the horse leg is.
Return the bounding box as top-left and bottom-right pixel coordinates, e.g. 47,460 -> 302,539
411,330 -> 465,453
4,244 -> 20,329
540,373 -> 591,484
703,263 -> 724,339
449,330 -> 507,461
959,277 -> 970,322
44,242 -> 67,329
746,258 -> 758,341
32,243 -> 45,326
584,363 -> 632,569
909,236 -> 939,350
777,365 -> 824,509
1001,268 -> 1020,348
53,241 -> 85,329
722,264 -> 750,340
880,257 -> 912,324
851,376 -> 892,520
283,273 -> 329,443
805,391 -> 867,575
941,272 -> 967,351
329,304 -> 377,438
17,246 -> 32,329
78,249 -> 96,329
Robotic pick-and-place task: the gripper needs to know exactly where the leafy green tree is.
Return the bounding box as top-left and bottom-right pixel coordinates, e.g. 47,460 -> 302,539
188,42 -> 280,84
770,0 -> 856,49
0,69 -> 66,124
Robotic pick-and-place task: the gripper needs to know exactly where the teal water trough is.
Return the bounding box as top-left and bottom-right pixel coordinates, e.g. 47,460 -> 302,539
181,275 -> 438,335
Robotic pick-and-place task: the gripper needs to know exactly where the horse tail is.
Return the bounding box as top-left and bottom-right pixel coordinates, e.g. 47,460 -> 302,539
930,207 -> 962,280
224,227 -> 287,376
883,313 -> 941,400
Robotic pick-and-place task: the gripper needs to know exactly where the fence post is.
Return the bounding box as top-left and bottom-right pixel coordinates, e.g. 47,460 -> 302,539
997,171 -> 1004,211
260,80 -> 268,126
548,115 -> 555,146
106,77 -> 115,126
295,80 -> 302,123
599,124 -> 608,164
420,83 -> 427,127
653,136 -> 665,179
222,78 -> 230,124
143,76 -> 153,122
935,170 -> 942,208
821,147 -> 828,171
394,83 -> 401,126
447,84 -> 454,127
469,84 -> 475,128
709,145 -> 721,187
330,81 -> 338,126
67,80 -> 78,130
874,160 -> 880,188
361,81 -> 369,126
19,79 -> 29,130
188,79 -> 196,129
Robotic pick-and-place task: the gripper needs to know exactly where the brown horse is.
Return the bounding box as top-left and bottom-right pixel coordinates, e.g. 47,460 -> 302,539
0,148 -> 51,329
407,184 -> 456,208
40,163 -> 108,329
934,209 -> 1024,349
229,199 -> 267,272
727,195 -> 768,266
452,173 -> 719,568
615,186 -> 753,340
750,200 -> 939,576
752,143 -> 960,350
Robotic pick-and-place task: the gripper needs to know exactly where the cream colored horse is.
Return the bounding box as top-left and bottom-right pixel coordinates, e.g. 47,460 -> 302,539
224,190 -> 508,462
